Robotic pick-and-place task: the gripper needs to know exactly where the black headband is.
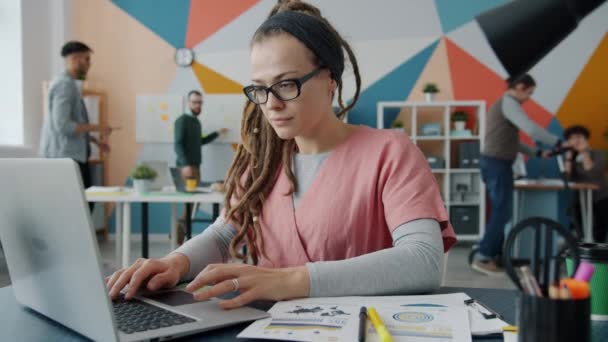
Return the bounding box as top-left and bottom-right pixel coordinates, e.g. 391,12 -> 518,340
256,11 -> 344,86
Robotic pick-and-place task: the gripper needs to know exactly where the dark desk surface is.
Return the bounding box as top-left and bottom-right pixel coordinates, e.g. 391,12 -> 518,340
2,286 -> 606,341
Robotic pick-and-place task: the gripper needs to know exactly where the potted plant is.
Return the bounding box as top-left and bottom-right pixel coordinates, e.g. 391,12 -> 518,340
423,83 -> 439,102
451,110 -> 468,131
391,120 -> 405,132
130,163 -> 158,194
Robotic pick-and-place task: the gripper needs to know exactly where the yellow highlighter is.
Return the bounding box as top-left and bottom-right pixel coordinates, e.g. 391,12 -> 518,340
367,307 -> 393,342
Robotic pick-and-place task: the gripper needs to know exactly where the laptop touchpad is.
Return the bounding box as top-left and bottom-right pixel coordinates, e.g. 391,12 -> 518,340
143,290 -> 202,306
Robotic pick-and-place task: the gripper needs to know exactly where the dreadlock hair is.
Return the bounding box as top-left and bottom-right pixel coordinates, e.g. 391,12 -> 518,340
223,0 -> 362,265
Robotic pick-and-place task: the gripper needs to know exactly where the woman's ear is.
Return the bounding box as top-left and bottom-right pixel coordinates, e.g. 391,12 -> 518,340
329,78 -> 337,97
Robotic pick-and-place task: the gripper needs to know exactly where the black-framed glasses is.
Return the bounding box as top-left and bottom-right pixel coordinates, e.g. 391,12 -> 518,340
243,67 -> 324,105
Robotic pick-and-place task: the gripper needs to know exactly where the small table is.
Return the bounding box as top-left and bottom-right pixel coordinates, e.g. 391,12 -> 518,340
86,188 -> 224,268
514,179 -> 598,242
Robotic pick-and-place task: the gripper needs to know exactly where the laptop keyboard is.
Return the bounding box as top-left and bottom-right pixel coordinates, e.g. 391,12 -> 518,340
112,295 -> 196,334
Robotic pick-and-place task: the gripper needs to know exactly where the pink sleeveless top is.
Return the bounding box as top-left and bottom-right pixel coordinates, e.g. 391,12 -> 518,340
254,127 -> 456,268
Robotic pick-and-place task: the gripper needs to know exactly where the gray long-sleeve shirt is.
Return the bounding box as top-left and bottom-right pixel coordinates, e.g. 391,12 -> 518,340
173,152 -> 444,297
39,71 -> 90,162
483,94 -> 558,161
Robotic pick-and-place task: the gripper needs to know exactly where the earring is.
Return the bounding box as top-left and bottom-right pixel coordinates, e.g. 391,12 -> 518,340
253,128 -> 259,134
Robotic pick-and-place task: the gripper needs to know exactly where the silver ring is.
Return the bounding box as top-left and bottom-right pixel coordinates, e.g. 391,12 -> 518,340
231,278 -> 240,292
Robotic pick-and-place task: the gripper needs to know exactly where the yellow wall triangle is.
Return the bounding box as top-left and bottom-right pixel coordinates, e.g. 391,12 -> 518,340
393,39 -> 454,129
192,62 -> 243,94
557,34 -> 608,149
407,38 -> 454,102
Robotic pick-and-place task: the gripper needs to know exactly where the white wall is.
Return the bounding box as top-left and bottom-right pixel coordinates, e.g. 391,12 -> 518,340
0,0 -> 24,146
0,0 -> 70,157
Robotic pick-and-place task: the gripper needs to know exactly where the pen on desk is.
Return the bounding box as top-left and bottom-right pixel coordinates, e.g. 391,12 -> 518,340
358,307 -> 367,342
503,325 -> 518,332
367,307 -> 393,342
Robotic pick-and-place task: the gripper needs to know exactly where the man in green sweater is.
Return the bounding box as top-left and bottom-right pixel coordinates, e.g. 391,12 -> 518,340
174,90 -> 228,243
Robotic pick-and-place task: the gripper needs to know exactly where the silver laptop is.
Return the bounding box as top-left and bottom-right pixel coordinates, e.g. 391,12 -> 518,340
169,167 -> 210,194
0,158 -> 269,341
143,160 -> 171,191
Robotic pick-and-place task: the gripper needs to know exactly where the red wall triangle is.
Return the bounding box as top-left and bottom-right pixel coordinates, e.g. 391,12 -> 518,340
185,0 -> 260,48
445,38 -> 554,146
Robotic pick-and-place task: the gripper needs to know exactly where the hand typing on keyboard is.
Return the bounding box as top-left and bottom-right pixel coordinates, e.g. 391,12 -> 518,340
106,254 -> 312,311
185,263 -> 311,310
106,254 -> 190,300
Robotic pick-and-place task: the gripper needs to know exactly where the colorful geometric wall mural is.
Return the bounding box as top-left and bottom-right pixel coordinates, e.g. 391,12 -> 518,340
76,0 -> 606,233
110,0 -> 607,148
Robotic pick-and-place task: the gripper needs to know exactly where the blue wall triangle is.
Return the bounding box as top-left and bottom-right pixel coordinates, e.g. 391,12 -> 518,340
112,0 -> 191,48
435,0 -> 507,34
348,40 -> 439,127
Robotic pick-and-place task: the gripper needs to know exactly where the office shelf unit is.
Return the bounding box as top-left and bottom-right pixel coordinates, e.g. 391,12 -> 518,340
377,101 -> 486,241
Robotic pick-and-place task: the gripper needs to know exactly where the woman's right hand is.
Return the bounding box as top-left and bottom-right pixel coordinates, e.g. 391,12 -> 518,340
106,253 -> 190,300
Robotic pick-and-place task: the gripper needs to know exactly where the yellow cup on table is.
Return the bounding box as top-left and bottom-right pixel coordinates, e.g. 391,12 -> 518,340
185,178 -> 197,192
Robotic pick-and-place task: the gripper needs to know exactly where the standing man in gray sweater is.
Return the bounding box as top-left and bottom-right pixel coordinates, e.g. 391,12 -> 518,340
39,41 -> 114,209
473,74 -> 560,275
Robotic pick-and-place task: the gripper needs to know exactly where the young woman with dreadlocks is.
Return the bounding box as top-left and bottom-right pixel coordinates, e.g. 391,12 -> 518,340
107,0 -> 456,309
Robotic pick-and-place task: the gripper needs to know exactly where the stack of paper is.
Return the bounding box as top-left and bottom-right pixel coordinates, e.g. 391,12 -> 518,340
85,186 -> 128,196
86,186 -> 122,193
238,293 -> 508,341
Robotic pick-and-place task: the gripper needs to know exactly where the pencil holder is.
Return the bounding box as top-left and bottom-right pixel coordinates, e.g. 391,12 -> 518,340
518,294 -> 590,342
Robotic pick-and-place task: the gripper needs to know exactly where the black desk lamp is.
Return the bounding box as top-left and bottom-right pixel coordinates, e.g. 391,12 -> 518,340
476,0 -> 606,79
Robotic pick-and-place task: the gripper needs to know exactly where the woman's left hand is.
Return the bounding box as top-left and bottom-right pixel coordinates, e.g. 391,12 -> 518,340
185,264 -> 310,309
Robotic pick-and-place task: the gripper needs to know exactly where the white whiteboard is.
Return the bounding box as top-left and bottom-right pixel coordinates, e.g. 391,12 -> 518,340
136,94 -> 245,144
136,95 -> 184,143
200,94 -> 246,144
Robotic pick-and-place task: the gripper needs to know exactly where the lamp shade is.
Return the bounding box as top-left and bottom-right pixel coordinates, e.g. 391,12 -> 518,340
476,0 -> 605,78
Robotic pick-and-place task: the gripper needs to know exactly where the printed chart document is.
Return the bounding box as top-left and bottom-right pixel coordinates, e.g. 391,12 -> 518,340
300,292 -> 509,336
238,298 -> 471,341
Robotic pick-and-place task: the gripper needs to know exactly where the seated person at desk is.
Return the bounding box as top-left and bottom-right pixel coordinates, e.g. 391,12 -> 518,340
174,90 -> 229,244
563,125 -> 608,243
108,0 -> 456,309
473,74 -> 560,275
